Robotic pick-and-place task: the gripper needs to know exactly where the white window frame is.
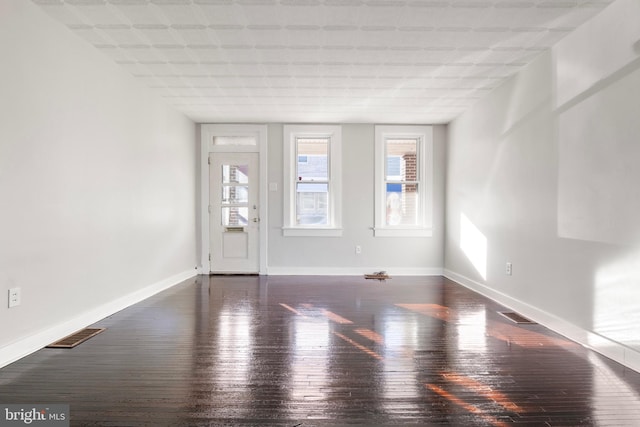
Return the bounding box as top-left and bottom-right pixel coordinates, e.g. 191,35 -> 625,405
283,124 -> 342,237
374,125 -> 433,237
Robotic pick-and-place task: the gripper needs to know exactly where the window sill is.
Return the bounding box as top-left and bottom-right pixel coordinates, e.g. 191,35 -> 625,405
282,227 -> 343,237
373,227 -> 433,237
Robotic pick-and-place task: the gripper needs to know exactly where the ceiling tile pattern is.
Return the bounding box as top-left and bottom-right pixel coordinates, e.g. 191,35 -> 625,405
32,0 -> 613,123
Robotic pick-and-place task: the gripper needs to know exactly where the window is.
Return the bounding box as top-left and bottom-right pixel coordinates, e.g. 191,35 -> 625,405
283,125 -> 342,236
374,125 -> 433,237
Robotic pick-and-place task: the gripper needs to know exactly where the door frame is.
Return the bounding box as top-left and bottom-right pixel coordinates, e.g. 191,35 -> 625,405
200,124 -> 268,274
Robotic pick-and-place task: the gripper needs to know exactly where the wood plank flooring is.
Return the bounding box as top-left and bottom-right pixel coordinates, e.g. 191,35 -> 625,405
2,275 -> 640,426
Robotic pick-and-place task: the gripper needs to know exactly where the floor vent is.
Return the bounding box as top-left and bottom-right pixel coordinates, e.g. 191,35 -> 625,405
498,312 -> 537,324
46,328 -> 106,349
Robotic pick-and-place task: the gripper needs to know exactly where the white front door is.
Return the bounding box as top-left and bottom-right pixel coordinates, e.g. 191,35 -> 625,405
209,152 -> 260,273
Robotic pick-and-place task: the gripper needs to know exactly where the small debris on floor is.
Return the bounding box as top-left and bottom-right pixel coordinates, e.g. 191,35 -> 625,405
365,271 -> 390,280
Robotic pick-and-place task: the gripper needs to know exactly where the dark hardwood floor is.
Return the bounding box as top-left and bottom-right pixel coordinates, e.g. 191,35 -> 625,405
2,275 -> 640,426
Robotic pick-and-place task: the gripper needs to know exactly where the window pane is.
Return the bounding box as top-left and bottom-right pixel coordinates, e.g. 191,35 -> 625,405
386,156 -> 402,179
386,139 -> 418,181
213,136 -> 256,146
296,183 -> 328,225
222,207 -> 248,226
222,164 -> 249,184
297,138 -> 328,181
386,184 -> 419,226
222,185 -> 248,205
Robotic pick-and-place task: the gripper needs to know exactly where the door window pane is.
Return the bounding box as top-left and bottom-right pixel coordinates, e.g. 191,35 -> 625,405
222,207 -> 249,226
222,164 -> 249,184
222,186 -> 248,204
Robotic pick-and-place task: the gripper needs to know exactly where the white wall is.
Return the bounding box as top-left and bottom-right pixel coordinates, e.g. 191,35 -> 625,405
267,123 -> 446,275
445,0 -> 640,371
0,0 -> 197,367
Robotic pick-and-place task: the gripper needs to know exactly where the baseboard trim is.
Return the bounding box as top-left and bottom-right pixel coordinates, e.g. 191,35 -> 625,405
266,267 -> 444,276
0,269 -> 197,369
444,269 -> 640,374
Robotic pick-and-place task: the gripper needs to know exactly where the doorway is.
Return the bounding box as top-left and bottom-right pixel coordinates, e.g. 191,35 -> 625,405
200,124 -> 267,275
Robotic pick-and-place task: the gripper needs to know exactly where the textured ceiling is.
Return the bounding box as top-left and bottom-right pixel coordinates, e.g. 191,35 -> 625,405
32,0 -> 613,124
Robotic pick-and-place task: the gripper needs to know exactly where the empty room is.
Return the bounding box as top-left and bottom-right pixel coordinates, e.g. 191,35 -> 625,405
2,0 -> 640,425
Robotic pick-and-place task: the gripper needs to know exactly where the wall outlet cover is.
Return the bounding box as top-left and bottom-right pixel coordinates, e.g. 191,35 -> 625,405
8,287 -> 21,308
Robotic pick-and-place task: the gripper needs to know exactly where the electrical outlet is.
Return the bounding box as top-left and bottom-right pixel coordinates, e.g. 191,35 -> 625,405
355,245 -> 362,255
8,287 -> 21,308
505,262 -> 512,276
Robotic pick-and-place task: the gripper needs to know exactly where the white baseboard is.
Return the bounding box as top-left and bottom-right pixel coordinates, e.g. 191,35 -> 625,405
0,269 -> 197,369
444,269 -> 640,374
266,266 -> 444,276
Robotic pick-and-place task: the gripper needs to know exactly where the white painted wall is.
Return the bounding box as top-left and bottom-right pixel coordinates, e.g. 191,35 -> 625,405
267,123 -> 446,275
0,0 -> 197,366
445,0 -> 640,371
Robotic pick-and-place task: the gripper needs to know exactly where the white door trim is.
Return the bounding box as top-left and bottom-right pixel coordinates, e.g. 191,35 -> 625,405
200,124 -> 268,274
